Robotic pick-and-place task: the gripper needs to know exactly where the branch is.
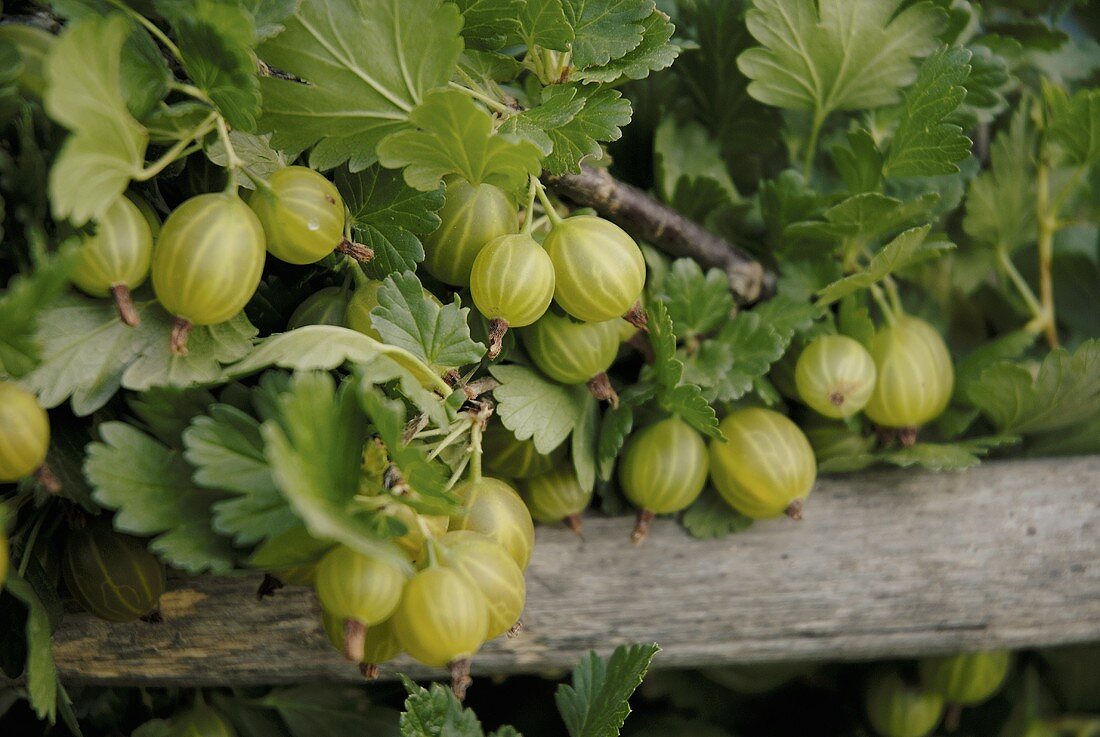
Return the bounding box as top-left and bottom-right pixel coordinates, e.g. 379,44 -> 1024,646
544,166 -> 775,304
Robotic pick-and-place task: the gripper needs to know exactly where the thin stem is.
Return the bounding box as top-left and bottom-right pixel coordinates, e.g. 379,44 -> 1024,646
136,114 -> 217,181
169,81 -> 213,105
216,116 -> 242,192
533,178 -> 563,226
447,81 -> 510,115
882,275 -> 904,315
426,421 -> 470,461
521,176 -> 539,236
802,109 -> 826,180
468,416 -> 484,483
16,513 -> 46,578
996,246 -> 1045,323
240,165 -> 276,197
1035,160 -> 1060,348
445,455 -> 470,490
106,0 -> 183,63
869,284 -> 896,326
1049,163 -> 1088,217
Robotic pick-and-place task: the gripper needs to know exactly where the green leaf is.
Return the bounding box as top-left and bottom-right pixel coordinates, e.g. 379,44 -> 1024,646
737,0 -> 944,116
831,130 -> 884,194
955,43 -> 1010,125
377,88 -> 542,192
156,0 -> 261,131
572,9 -> 679,83
0,250 -> 73,378
681,311 -> 787,403
883,46 -> 973,178
120,25 -> 172,120
646,301 -> 721,438
4,573 -> 58,723
595,383 -> 655,481
963,106 -> 1037,252
244,0 -> 299,41
24,293 -> 256,416
879,437 -> 1017,472
562,0 -> 654,70
127,386 -> 219,447
206,130 -> 288,189
183,404 -> 298,548
653,119 -> 739,224
261,684 -> 401,737
261,372 -> 411,571
453,0 -> 522,50
784,192 -> 939,257
372,271 -> 486,369
85,422 -> 237,572
1044,84 -> 1100,166
399,676 -> 484,737
44,14 -> 148,225
516,0 -> 574,51
815,226 -> 954,306
555,643 -> 660,737
489,364 -> 587,454
336,166 -> 444,278
258,0 -> 464,171
968,339 -> 1100,435
681,488 -> 753,539
500,85 -> 632,176
657,259 -> 734,338
571,392 -> 600,492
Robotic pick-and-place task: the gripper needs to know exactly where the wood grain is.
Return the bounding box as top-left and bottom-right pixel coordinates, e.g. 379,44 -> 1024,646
51,457 -> 1100,686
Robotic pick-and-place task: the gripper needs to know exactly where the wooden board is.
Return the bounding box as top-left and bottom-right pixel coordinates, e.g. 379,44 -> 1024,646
51,457 -> 1100,685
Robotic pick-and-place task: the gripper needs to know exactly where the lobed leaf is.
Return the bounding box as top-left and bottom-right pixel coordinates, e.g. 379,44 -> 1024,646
555,643 -> 660,737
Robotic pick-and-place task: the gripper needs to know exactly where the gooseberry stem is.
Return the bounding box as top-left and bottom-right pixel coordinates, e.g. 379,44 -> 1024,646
136,114 -> 218,181
447,81 -> 511,115
1035,159 -> 1060,349
869,284 -> 896,326
16,512 -> 47,578
533,178 -> 564,226
996,246 -> 1044,326
469,415 -> 484,483
802,109 -> 826,181
522,176 -> 539,236
107,0 -> 184,63
882,276 -> 904,316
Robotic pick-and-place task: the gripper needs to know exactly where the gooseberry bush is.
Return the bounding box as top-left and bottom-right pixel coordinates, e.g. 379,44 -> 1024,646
0,0 -> 1097,731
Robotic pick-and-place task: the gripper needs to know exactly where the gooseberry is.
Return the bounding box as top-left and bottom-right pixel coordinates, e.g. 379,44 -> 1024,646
151,193 -> 266,354
919,650 -> 1011,704
169,702 -> 237,737
422,179 -> 517,286
287,286 -> 349,329
619,417 -> 708,542
521,468 -> 593,534
795,334 -> 877,419
62,519 -> 167,622
0,381 -> 50,483
864,669 -> 944,737
864,316 -> 954,438
543,215 -> 645,323
248,166 -> 354,265
437,530 -> 526,639
313,545 -> 406,662
482,420 -> 564,479
708,408 -> 816,520
470,233 -> 555,358
391,566 -> 490,674
322,609 -> 402,679
521,311 -> 621,405
71,196 -> 153,327
450,477 -> 535,570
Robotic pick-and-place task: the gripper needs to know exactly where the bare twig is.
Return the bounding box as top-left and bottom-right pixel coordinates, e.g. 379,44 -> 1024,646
544,166 -> 775,304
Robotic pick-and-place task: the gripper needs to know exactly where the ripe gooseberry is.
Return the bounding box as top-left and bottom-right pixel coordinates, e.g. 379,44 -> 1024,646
322,609 -> 402,679
0,381 -> 50,483
482,420 -> 564,479
422,179 -> 517,286
391,566 -> 490,697
543,215 -> 646,324
708,408 -> 816,520
919,650 -> 1011,705
287,286 -> 350,329
795,334 -> 877,419
450,477 -> 535,570
248,166 -> 365,264
521,311 -> 622,405
151,193 -> 266,355
864,669 -> 944,737
619,417 -> 708,543
470,234 -> 555,358
521,468 -> 593,534
62,520 -> 167,622
71,196 -> 153,327
436,530 -> 526,640
169,702 -> 237,737
313,545 -> 407,662
864,316 -> 954,441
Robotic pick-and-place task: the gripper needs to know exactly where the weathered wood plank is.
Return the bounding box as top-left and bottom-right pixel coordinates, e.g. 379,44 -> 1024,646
52,457 -> 1100,686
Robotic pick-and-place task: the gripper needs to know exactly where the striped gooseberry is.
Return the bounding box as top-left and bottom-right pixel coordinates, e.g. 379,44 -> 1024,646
919,650 -> 1011,705
169,703 -> 236,737
619,417 -> 708,543
543,215 -> 646,323
151,193 -> 266,354
0,381 -> 50,483
520,468 -> 593,534
382,502 -> 449,561
391,566 -> 490,695
71,196 -> 153,327
248,166 -> 362,264
436,530 -> 526,640
865,669 -> 944,737
521,311 -> 622,405
795,334 -> 877,419
482,420 -> 564,479
422,179 -> 517,286
450,477 -> 535,570
708,408 -> 816,520
470,233 -> 555,358
322,609 -> 402,679
287,286 -> 350,329
62,520 -> 167,622
864,316 -> 954,439
313,545 -> 407,662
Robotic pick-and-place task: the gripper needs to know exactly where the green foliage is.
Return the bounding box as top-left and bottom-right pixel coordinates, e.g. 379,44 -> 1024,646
556,642 -> 660,737
490,364 -> 590,455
